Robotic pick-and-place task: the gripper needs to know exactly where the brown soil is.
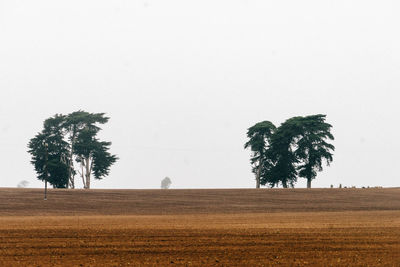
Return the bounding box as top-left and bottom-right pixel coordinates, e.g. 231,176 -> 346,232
0,188 -> 400,266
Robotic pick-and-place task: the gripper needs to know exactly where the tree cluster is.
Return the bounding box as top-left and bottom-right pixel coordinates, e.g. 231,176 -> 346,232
245,114 -> 334,188
28,111 -> 118,189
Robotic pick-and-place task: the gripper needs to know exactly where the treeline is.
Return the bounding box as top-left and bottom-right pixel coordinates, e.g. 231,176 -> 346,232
28,111 -> 334,190
245,114 -> 334,188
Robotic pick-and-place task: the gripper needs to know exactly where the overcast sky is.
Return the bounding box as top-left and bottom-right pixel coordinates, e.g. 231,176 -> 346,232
1,0 -> 399,189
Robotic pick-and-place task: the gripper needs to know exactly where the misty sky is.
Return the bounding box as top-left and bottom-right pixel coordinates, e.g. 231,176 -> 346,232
1,0 -> 399,189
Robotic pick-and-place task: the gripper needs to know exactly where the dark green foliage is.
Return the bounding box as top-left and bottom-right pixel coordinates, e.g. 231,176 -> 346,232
74,127 -> 117,180
244,121 -> 276,188
245,114 -> 334,188
92,141 -> 118,179
74,127 -> 99,160
267,116 -> 304,188
63,111 -> 109,132
28,114 -> 70,188
295,115 -> 335,188
28,111 -> 117,189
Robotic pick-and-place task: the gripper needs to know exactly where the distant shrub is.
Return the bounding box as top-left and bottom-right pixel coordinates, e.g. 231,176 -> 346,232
17,180 -> 29,188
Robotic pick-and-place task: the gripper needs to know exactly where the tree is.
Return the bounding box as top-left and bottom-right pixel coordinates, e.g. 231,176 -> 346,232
28,111 -> 117,189
244,121 -> 276,188
161,177 -> 172,189
28,114 -> 70,188
266,117 -> 303,188
74,126 -> 117,189
63,111 -> 109,188
295,115 -> 335,188
17,180 -> 29,188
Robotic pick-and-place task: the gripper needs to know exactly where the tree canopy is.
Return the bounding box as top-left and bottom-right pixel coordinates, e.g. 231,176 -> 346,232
245,114 -> 334,188
28,111 -> 117,189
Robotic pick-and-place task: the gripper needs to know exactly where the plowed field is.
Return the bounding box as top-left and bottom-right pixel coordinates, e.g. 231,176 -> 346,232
1,188 -> 400,266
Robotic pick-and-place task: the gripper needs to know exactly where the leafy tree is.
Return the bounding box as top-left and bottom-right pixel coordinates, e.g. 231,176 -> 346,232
161,177 -> 172,189
28,114 -> 70,188
28,111 -> 117,189
63,111 -> 109,188
74,126 -> 117,189
244,121 -> 276,188
295,115 -> 335,188
266,117 -> 303,188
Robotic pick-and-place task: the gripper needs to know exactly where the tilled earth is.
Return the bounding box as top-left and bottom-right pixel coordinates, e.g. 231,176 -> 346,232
0,188 -> 400,266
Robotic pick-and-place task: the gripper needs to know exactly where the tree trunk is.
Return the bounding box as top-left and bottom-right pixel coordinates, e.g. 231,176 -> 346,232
307,178 -> 312,189
282,180 -> 288,188
69,148 -> 75,189
85,157 -> 91,189
80,162 -> 86,188
256,164 -> 261,189
68,132 -> 76,189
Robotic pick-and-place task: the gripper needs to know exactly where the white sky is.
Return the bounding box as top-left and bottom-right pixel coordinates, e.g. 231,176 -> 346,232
1,0 -> 399,189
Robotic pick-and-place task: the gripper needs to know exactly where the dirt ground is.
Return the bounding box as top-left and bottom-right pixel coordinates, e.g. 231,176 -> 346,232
1,188 -> 400,266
